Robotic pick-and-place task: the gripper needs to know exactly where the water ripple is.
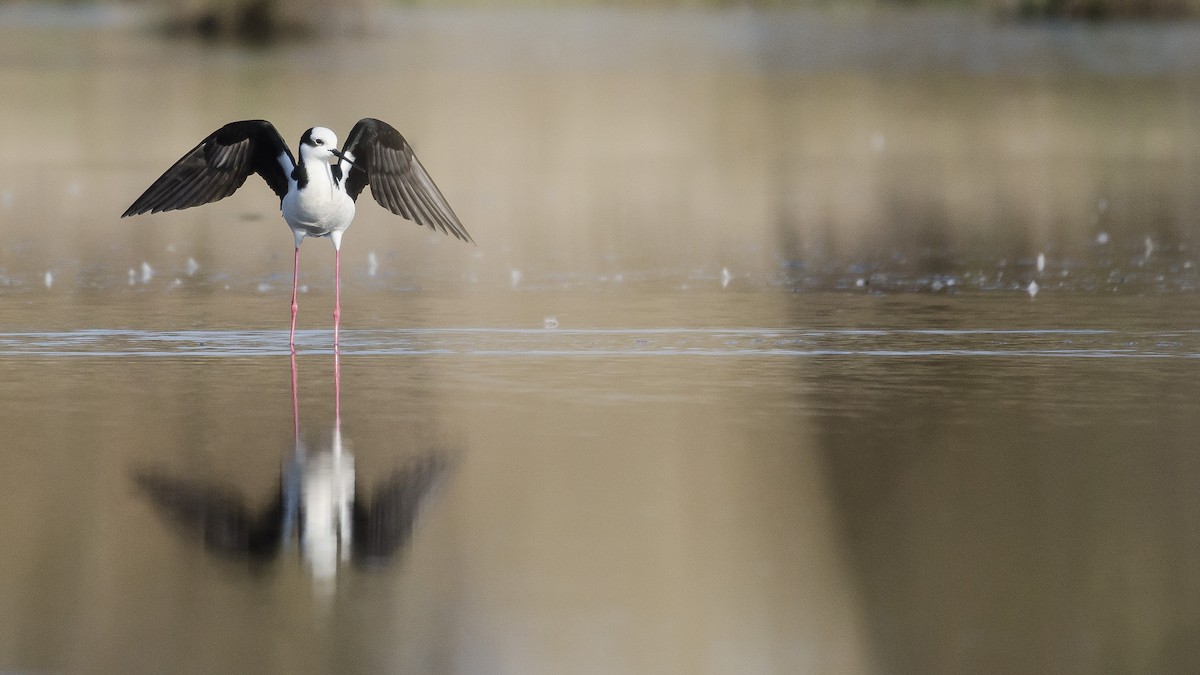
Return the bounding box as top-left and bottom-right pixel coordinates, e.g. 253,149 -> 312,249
0,328 -> 1197,358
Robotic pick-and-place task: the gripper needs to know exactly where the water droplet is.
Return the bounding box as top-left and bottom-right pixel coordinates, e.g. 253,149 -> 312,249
510,269 -> 523,289
367,251 -> 378,277
1036,252 -> 1046,273
543,316 -> 558,329
1027,280 -> 1040,298
186,257 -> 200,276
43,271 -> 53,289
140,262 -> 154,284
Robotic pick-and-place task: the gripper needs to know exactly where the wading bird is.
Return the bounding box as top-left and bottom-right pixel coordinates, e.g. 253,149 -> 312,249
122,118 -> 473,350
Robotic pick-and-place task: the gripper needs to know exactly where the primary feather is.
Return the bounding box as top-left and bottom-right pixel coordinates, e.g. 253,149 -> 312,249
341,118 -> 473,243
122,120 -> 293,217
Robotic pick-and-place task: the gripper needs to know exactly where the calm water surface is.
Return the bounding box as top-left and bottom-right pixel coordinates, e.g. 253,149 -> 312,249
2,6 -> 1200,675
3,292 -> 1200,674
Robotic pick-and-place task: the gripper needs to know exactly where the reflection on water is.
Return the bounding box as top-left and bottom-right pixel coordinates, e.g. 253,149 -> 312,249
133,352 -> 447,582
1,293 -> 1199,673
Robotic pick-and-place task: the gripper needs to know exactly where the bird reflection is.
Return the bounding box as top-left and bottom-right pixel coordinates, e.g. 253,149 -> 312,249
133,352 -> 446,578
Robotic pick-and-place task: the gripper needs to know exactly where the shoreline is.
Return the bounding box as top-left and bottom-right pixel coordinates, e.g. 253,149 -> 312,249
4,5 -> 1200,76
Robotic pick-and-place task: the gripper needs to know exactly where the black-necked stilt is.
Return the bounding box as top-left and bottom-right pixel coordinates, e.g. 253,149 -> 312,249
122,118 -> 473,350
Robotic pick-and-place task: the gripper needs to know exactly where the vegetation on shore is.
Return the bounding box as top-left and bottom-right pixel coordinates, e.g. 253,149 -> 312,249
75,0 -> 1200,43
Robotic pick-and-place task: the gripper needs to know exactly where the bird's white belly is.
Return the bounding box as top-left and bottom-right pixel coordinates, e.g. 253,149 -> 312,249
282,188 -> 356,239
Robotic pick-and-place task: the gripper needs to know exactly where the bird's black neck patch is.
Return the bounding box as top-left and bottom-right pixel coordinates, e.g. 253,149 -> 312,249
292,161 -> 341,190
291,163 -> 308,190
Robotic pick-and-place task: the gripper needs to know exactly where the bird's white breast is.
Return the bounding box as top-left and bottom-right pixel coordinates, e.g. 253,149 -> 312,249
281,159 -> 356,244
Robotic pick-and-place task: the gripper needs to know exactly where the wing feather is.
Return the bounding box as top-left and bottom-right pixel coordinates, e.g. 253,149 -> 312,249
399,178 -> 437,228
341,118 -> 473,243
123,120 -> 294,218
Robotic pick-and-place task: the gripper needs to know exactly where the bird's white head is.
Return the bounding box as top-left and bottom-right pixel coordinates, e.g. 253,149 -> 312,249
299,127 -> 341,163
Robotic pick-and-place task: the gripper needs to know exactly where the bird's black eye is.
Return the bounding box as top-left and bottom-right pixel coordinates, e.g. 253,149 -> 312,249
315,138 -> 324,146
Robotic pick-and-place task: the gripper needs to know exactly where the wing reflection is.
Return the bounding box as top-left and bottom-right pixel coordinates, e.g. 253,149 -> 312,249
133,470 -> 286,559
133,453 -> 446,572
133,352 -> 447,577
352,453 -> 447,566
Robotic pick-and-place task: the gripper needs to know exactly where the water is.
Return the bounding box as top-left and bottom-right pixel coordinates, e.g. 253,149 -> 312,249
3,291 -> 1199,673
3,6 -> 1200,675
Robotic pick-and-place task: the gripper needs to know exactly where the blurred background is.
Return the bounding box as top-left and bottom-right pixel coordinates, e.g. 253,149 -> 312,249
2,2 -> 1200,674
1,0 -> 1197,297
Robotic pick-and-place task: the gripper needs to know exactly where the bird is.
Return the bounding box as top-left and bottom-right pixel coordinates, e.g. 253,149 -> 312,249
122,118 -> 473,351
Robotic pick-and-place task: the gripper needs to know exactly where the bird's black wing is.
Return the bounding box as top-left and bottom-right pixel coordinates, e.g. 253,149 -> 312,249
122,120 -> 294,217
341,118 -> 473,243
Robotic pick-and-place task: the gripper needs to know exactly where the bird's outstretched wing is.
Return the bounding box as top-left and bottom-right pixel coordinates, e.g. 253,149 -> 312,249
341,118 -> 473,243
122,120 -> 294,217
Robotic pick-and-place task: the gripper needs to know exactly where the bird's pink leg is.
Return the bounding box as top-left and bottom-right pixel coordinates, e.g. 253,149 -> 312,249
333,246 -> 342,353
289,246 -> 300,352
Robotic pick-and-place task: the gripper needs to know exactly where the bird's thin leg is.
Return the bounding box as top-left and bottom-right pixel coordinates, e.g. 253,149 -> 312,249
331,235 -> 343,430
333,246 -> 342,353
290,245 -> 300,352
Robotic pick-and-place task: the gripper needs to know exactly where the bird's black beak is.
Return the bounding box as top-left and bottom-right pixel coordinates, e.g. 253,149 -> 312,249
331,149 -> 357,168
